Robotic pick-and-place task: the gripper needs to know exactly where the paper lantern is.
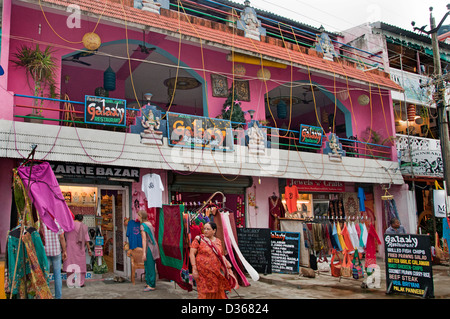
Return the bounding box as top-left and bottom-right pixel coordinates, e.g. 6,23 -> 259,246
82,32 -> 101,51
103,66 -> 116,91
257,68 -> 271,81
277,99 -> 287,119
358,94 -> 370,105
407,104 -> 417,121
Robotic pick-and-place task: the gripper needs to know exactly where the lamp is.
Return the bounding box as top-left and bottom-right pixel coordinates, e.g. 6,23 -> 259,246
248,109 -> 255,119
277,99 -> 287,119
144,93 -> 153,105
103,59 -> 116,91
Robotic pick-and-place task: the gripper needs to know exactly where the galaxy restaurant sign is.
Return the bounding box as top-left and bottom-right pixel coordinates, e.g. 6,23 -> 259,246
85,95 -> 127,126
167,112 -> 233,151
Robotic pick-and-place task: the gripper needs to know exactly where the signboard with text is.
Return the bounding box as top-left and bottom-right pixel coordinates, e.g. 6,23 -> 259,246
384,234 -> 434,298
271,231 -> 300,274
167,112 -> 233,151
292,179 -> 345,193
85,95 -> 127,126
299,124 -> 323,146
237,228 -> 272,274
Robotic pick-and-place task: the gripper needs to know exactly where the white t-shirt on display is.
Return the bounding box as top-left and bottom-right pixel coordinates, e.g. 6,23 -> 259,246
141,173 -> 164,208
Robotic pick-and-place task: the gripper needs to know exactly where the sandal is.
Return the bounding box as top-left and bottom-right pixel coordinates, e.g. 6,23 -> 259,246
144,286 -> 156,292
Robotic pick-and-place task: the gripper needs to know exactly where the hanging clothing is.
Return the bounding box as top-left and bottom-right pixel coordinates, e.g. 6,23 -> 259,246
63,221 -> 90,287
284,185 -> 298,214
332,223 -> 342,251
358,187 -> 366,212
341,223 -> 354,252
12,169 -> 38,229
365,223 -> 381,267
6,227 -> 51,298
155,205 -> 192,291
17,162 -> 74,233
126,220 -> 143,250
443,217 -> 450,247
141,173 -> 164,208
268,196 -> 285,230
131,190 -> 147,220
336,222 -> 347,251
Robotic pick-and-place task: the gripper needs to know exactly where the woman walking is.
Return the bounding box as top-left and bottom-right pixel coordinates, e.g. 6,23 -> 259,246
138,210 -> 160,291
189,222 -> 235,299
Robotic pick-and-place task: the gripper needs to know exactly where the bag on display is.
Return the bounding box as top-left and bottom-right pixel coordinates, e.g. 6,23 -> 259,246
341,250 -> 353,278
330,249 -> 342,277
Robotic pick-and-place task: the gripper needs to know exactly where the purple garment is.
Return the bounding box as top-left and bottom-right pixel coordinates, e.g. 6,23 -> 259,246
63,221 -> 90,273
17,162 -> 74,232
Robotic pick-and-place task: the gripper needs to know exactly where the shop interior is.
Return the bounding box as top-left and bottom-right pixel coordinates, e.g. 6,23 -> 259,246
59,185 -> 126,274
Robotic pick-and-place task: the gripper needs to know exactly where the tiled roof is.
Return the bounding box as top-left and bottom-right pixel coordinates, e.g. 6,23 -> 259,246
42,0 -> 403,91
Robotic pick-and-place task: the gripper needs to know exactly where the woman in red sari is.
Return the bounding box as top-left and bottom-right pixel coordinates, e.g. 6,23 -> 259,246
189,222 -> 234,299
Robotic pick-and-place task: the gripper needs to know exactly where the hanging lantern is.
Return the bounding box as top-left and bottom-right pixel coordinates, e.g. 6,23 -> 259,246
257,68 -> 271,81
407,104 -> 416,122
103,66 -> 116,91
82,32 -> 101,51
277,99 -> 287,119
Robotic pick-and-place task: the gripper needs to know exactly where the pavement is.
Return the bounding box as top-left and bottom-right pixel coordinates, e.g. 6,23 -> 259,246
56,259 -> 450,300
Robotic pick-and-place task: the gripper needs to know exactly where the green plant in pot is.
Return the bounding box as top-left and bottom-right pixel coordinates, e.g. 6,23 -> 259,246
12,44 -> 58,120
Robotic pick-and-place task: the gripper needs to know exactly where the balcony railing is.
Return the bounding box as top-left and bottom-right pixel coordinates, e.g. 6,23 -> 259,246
12,93 -> 393,161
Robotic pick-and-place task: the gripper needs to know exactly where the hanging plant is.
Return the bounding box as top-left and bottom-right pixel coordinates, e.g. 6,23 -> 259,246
12,44 -> 58,115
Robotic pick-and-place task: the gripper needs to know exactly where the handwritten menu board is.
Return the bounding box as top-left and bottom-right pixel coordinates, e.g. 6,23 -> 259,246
384,234 -> 434,298
271,231 -> 300,274
237,228 -> 271,274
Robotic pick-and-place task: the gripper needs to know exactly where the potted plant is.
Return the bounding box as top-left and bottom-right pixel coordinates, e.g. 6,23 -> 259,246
11,44 -> 58,122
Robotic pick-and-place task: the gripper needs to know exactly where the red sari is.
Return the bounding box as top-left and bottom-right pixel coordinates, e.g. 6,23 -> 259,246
191,236 -> 232,299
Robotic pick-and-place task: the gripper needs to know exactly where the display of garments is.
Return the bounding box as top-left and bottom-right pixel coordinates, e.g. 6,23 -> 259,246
6,227 -> 51,298
17,162 -> 74,233
284,185 -> 298,213
131,190 -> 146,220
443,217 -> 450,246
268,196 -> 285,230
358,187 -> 366,212
340,223 -> 354,252
155,205 -> 192,291
141,173 -> 164,208
332,223 -> 342,251
126,220 -> 142,250
336,222 -> 347,251
365,223 -> 381,266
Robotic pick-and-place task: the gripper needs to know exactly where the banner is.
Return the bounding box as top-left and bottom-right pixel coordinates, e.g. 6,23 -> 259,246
433,189 -> 447,218
85,95 -> 127,126
167,112 -> 233,151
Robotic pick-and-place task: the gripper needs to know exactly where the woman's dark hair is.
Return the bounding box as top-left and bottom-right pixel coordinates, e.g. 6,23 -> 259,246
206,221 -> 217,231
75,214 -> 84,221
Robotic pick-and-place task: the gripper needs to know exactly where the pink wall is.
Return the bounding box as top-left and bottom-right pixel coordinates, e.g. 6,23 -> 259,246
0,158 -> 14,253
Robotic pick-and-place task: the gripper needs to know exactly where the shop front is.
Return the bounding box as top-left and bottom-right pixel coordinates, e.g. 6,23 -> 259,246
51,162 -> 138,278
168,172 -> 253,228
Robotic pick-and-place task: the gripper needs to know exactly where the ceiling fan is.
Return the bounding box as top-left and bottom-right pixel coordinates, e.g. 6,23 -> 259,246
135,30 -> 156,54
62,52 -> 92,66
299,93 -> 313,104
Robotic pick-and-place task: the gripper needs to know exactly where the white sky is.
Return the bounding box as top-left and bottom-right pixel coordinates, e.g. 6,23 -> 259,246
245,0 -> 450,33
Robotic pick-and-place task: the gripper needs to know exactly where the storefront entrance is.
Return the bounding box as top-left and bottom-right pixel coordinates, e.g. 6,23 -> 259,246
59,184 -> 129,277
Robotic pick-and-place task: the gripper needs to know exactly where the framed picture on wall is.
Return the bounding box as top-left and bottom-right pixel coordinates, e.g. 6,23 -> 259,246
234,79 -> 250,101
211,73 -> 228,97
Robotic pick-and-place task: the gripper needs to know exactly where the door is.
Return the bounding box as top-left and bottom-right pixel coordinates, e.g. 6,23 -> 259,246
98,186 -> 128,277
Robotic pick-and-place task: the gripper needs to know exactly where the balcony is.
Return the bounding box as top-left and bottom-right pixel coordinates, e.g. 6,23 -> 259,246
1,93 -> 403,185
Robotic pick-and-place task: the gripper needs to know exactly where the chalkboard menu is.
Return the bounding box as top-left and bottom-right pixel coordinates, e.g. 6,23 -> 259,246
271,231 -> 300,274
384,234 -> 434,298
237,228 -> 271,274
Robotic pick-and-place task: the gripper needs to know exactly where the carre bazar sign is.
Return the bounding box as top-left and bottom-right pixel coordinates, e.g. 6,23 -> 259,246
292,179 -> 345,193
299,124 -> 323,146
85,95 -> 127,126
50,163 -> 140,181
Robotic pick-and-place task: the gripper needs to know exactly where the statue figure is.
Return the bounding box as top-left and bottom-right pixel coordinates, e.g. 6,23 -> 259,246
141,109 -> 160,133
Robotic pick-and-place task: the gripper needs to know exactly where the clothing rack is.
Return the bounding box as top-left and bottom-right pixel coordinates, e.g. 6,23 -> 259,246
189,191 -> 226,223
